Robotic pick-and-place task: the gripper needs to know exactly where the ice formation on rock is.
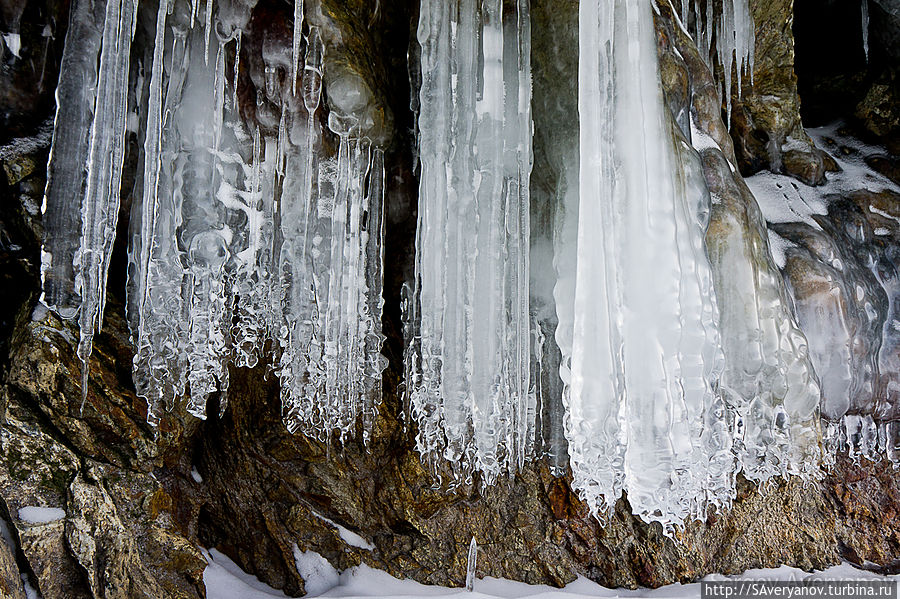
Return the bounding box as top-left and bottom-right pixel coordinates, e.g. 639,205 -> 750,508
702,149 -> 822,483
406,0 -> 536,486
555,0 -> 731,529
749,124 -> 900,465
43,0 -> 387,437
403,0 -> 822,531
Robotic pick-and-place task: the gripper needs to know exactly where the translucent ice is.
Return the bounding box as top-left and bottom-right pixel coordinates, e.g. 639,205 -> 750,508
42,0 -> 137,406
680,0 -> 754,120
45,0 -> 387,436
406,0 -> 535,486
563,0 -> 730,530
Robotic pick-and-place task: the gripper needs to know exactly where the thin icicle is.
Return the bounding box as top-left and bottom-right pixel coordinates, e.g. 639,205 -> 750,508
465,538 -> 477,592
291,0 -> 304,94
76,0 -> 137,407
862,0 -> 870,62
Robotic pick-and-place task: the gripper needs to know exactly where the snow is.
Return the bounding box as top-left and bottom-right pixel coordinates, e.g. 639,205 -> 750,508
745,172 -> 828,229
748,123 -> 900,231
293,544 -> 341,596
17,506 -> 66,524
0,515 -> 41,598
204,549 -> 290,598
2,32 -> 21,58
309,510 -> 374,551
0,118 -> 53,162
205,549 -> 900,599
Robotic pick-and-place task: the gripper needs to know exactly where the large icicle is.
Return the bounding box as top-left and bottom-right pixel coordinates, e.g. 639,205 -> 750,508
561,0 -> 731,530
407,0 -> 535,486
42,0 -> 137,405
41,0 -> 106,320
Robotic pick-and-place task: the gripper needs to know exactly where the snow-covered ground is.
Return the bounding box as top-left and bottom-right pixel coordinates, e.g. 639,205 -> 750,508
203,548 -> 897,599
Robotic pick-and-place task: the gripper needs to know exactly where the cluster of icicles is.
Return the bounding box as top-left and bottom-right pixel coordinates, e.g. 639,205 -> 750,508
404,0 -> 820,533
38,0 -> 872,533
40,0 -> 387,439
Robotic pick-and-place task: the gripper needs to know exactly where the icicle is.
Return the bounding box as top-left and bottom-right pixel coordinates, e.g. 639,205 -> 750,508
362,148 -> 387,443
232,29 -> 241,109
204,0 -> 213,63
129,0 -> 187,424
44,0 -> 386,432
407,0 -> 535,485
465,537 -> 477,592
76,0 -> 137,407
862,0 -> 870,62
41,0 -> 105,320
703,151 -> 821,483
680,0 -> 754,120
291,0 -> 304,94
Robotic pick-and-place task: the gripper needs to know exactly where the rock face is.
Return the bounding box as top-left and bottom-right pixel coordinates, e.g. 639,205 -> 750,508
0,0 -> 899,598
794,0 -> 900,150
728,0 -> 831,185
0,0 -> 68,141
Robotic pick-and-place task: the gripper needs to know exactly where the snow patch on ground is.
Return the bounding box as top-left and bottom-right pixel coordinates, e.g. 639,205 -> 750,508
293,544 -> 341,595
0,118 -> 53,161
203,548 -> 291,599
17,506 -> 66,524
1,511 -> 43,597
205,547 -> 900,599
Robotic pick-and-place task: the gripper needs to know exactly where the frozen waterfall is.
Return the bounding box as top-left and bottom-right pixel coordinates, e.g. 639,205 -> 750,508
404,0 -> 821,532
557,0 -> 731,529
39,0 -> 900,537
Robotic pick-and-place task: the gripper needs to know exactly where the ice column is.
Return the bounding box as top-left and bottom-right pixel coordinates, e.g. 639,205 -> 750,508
562,0 -> 731,530
407,0 -> 535,486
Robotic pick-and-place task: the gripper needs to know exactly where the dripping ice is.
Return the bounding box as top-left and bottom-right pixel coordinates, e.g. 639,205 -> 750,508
678,0 -> 754,122
405,0 -> 536,486
40,0 -> 900,540
404,0 -> 822,533
42,0 -> 388,440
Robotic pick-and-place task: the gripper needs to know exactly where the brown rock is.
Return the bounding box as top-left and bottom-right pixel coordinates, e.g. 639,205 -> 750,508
0,531 -> 26,599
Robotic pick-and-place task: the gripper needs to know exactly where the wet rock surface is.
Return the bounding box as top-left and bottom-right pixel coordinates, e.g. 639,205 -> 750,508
0,0 -> 898,598
717,0 -> 824,184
